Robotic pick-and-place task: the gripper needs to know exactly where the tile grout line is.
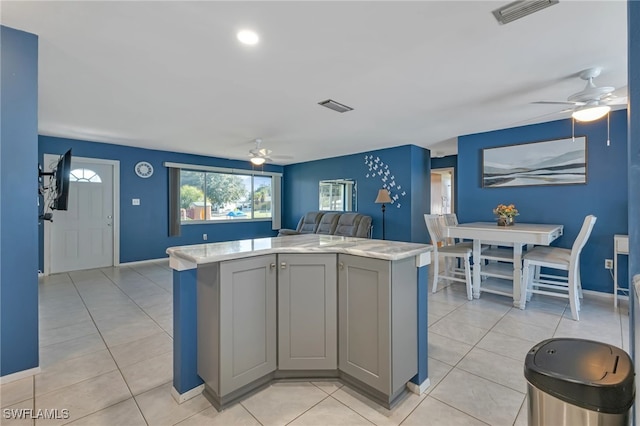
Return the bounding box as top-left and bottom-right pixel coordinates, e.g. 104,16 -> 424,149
431,345 -> 528,397
169,403 -> 212,426
513,394 -> 528,426
109,260 -> 199,426
90,268 -> 173,340
426,288 -> 529,424
109,264 -> 173,296
239,400 -> 267,426
324,393 -> 376,425
59,270 -> 149,425
428,284 -> 626,424
408,394 -> 492,426
87,265 -> 181,424
98,267 -> 174,336
92,267 -> 177,425
281,392 -> 333,425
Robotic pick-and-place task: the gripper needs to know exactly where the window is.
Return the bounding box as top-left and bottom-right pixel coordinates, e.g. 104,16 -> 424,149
179,169 -> 272,222
319,179 -> 356,211
166,162 -> 281,235
69,168 -> 102,183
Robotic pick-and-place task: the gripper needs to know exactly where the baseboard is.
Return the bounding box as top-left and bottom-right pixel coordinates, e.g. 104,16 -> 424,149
38,258 -> 169,276
171,384 -> 204,404
0,366 -> 41,384
582,289 -> 624,301
406,378 -> 430,395
119,257 -> 169,267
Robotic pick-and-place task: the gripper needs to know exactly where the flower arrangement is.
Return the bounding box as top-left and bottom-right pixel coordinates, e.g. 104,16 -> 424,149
493,204 -> 519,218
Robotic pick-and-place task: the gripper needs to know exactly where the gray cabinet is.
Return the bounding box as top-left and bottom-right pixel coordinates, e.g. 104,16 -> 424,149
278,254 -> 337,370
338,254 -> 417,399
198,255 -> 277,404
197,251 -> 419,410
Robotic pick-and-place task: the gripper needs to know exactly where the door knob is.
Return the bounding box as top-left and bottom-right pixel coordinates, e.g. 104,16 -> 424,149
280,262 -> 287,269
107,215 -> 113,219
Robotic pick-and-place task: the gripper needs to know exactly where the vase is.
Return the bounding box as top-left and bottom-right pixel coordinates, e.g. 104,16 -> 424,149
497,216 -> 514,226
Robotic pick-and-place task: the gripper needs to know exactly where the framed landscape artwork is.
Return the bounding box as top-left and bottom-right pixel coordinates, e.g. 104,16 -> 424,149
482,136 -> 587,188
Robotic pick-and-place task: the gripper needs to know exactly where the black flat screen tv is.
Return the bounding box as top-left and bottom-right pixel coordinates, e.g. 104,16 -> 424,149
53,149 -> 72,210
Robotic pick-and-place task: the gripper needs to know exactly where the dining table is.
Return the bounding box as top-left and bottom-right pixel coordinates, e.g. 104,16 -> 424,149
444,222 -> 564,308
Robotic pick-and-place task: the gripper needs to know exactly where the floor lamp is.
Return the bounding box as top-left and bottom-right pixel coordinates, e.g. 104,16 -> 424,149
374,189 -> 392,240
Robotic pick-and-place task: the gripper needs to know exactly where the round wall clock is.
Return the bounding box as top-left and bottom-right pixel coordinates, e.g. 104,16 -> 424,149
135,161 -> 154,178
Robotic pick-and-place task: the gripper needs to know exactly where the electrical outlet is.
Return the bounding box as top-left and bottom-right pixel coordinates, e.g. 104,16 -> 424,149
604,259 -> 613,269
203,233 -> 208,241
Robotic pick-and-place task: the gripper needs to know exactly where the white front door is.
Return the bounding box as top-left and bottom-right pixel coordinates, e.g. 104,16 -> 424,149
47,156 -> 116,273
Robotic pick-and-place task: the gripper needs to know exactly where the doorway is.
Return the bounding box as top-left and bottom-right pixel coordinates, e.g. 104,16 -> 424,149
430,167 -> 454,214
44,155 -> 120,274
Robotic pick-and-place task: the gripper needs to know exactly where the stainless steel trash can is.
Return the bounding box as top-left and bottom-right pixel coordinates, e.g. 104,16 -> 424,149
525,338 -> 634,426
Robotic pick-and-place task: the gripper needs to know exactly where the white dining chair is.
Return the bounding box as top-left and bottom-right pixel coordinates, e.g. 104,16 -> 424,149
442,213 -> 472,248
424,214 -> 473,300
442,213 -> 479,282
520,215 -> 597,321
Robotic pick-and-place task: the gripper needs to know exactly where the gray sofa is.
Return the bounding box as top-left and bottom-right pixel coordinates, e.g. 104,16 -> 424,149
278,211 -> 372,238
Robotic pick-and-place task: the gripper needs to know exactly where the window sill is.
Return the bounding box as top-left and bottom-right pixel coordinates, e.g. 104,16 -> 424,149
181,218 -> 272,225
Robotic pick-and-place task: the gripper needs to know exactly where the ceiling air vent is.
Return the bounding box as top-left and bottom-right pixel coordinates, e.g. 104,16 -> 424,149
318,99 -> 353,113
492,0 -> 559,25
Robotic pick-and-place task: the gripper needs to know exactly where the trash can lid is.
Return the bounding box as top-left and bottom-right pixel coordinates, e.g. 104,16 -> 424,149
525,338 -> 634,414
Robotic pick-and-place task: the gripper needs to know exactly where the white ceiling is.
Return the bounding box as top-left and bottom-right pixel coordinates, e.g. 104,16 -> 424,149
2,1 -> 628,164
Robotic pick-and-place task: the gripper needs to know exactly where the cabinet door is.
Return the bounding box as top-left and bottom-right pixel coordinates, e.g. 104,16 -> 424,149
219,255 -> 277,395
338,254 -> 391,394
278,254 -> 337,370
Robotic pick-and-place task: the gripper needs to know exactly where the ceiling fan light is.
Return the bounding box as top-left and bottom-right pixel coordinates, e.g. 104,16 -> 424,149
237,30 -> 259,45
572,105 -> 611,122
250,157 -> 266,165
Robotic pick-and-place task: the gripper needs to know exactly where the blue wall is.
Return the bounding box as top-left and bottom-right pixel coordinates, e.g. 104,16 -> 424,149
410,145 -> 431,244
1,26 -> 39,376
458,109 -> 628,294
283,145 -> 430,243
431,155 -> 457,170
39,136 -> 284,267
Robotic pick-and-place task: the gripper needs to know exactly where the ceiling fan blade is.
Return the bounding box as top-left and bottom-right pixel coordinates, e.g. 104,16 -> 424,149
249,139 -> 275,157
605,96 -> 628,106
531,101 -> 581,105
509,108 -> 574,127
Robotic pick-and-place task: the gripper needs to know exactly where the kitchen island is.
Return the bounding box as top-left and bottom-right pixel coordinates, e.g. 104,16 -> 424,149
167,234 -> 432,410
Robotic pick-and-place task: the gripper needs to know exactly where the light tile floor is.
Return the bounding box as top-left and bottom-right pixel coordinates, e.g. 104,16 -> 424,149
0,261 -> 629,425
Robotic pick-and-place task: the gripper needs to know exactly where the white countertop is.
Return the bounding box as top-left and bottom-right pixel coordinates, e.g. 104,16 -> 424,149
166,234 -> 432,267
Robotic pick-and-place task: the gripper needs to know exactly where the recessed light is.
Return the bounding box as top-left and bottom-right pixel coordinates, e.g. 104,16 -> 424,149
237,30 -> 259,45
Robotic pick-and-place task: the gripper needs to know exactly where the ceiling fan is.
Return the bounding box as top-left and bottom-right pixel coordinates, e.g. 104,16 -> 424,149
533,67 -> 626,122
248,139 -> 273,165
